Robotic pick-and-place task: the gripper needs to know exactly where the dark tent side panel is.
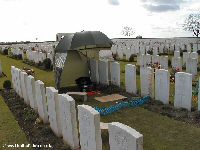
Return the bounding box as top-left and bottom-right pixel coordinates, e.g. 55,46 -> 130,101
60,51 -> 89,87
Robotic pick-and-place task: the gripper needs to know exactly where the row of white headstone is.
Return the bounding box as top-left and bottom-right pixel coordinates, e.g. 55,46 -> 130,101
11,66 -> 143,150
111,43 -> 199,60
25,50 -> 53,64
5,41 -> 58,53
137,54 -> 168,69
90,59 -> 200,111
136,53 -> 198,77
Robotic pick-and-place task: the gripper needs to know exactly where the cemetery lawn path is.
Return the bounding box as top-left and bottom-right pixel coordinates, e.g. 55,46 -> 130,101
0,96 -> 31,149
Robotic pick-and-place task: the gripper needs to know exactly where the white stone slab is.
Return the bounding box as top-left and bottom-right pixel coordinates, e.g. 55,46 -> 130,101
190,52 -> 198,61
20,71 -> 29,105
110,62 -> 120,87
35,80 -> 49,123
183,52 -> 190,65
193,43 -> 198,52
46,87 -> 62,137
90,59 -> 99,84
152,55 -> 160,64
140,45 -> 145,55
174,72 -> 192,111
108,122 -> 143,150
187,44 -> 192,52
159,56 -> 168,70
125,64 -> 137,94
77,105 -> 102,150
174,51 -> 180,58
172,57 -> 182,71
27,75 -> 37,110
140,67 -> 154,98
59,94 -> 80,149
98,60 -> 109,85
15,68 -> 22,97
11,66 -> 16,90
186,58 -> 198,77
155,69 -> 170,104
153,46 -> 158,56
145,54 -> 152,66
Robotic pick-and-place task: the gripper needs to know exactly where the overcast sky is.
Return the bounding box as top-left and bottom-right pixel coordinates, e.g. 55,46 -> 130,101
0,0 -> 199,42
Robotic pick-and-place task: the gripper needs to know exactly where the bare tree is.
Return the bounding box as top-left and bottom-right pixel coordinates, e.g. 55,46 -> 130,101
183,13 -> 200,37
121,26 -> 135,36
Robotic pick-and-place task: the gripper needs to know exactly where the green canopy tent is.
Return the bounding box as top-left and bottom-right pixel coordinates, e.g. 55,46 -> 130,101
54,31 -> 112,89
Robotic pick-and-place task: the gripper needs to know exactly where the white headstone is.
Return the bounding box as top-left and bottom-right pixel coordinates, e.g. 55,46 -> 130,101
20,71 -> 29,105
27,75 -> 37,110
186,58 -> 198,77
152,55 -> 160,64
11,66 -> 16,90
46,87 -> 62,137
190,52 -> 198,62
145,54 -> 152,66
15,68 -> 22,97
155,69 -> 170,104
110,62 -> 120,87
174,72 -> 192,111
140,67 -> 154,98
108,122 -> 143,150
59,94 -> 80,149
98,60 -> 109,85
153,46 -> 158,56
137,54 -> 145,67
140,45 -> 145,55
90,59 -> 99,84
125,64 -> 137,94
183,52 -> 190,65
193,43 -> 198,52
187,44 -> 192,52
159,44 -> 164,53
159,56 -> 168,70
174,51 -> 180,58
172,57 -> 182,71
77,105 -> 102,150
35,80 -> 49,123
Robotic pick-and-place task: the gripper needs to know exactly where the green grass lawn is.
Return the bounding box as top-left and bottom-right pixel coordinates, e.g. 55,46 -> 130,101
1,54 -> 200,149
0,96 -> 31,149
0,54 -> 55,89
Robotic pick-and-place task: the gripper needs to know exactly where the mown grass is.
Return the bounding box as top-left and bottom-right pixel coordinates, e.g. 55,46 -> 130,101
0,54 -> 54,89
1,54 -> 200,149
0,96 -> 31,149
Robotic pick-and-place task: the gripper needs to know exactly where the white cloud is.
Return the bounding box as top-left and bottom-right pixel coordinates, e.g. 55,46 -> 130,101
108,0 -> 119,5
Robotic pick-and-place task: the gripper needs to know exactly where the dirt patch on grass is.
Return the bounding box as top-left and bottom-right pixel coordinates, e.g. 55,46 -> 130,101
91,85 -> 200,128
1,89 -> 70,150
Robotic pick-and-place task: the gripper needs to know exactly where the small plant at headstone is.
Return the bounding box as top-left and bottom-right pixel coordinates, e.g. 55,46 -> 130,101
112,53 -> 118,60
3,49 -> 8,55
3,80 -> 11,91
147,50 -> 153,55
43,58 -> 52,70
168,59 -> 171,66
136,66 -> 140,75
129,54 -> 135,62
180,52 -> 183,57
